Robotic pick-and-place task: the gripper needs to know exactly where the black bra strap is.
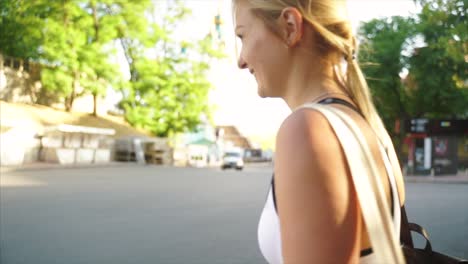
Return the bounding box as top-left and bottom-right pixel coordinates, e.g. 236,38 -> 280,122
271,176 -> 278,212
317,97 -> 363,117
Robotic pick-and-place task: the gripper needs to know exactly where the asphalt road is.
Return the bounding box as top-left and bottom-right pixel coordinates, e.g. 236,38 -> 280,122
1,164 -> 467,264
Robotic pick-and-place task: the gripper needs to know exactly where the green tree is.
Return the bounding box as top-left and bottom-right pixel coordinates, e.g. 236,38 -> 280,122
1,0 -> 132,113
1,0 -> 223,136
358,0 -> 467,123
408,0 -> 468,118
358,0 -> 467,160
80,0 -> 125,116
119,0 -> 224,137
0,0 -> 46,59
39,0 -> 100,111
358,16 -> 416,136
0,1 -> 52,103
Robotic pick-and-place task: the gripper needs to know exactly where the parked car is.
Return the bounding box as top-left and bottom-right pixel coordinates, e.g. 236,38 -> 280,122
221,150 -> 244,170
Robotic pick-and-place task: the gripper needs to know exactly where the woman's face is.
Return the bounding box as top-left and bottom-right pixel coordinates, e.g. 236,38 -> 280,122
234,1 -> 289,98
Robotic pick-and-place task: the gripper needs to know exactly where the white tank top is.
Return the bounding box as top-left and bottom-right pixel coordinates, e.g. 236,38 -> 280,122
257,143 -> 401,264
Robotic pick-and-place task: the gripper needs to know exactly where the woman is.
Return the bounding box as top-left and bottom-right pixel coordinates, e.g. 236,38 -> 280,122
233,0 -> 406,263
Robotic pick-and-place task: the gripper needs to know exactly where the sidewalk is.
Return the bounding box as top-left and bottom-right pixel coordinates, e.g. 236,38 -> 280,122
2,162 -> 468,184
0,161 -> 142,174
0,161 -> 273,173
404,172 -> 468,184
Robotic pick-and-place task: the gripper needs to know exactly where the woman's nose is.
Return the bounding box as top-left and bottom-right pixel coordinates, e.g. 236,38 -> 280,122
237,57 -> 247,69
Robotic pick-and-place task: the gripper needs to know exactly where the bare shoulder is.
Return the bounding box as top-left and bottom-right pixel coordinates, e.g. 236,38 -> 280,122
274,108 -> 361,262
277,107 -> 331,145
275,107 -> 343,176
274,107 -> 351,202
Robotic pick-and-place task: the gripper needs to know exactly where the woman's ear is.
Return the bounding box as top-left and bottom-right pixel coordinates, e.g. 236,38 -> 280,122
279,7 -> 303,47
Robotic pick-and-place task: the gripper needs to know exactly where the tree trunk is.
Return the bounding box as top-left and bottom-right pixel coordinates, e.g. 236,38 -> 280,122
92,3 -> 99,41
93,92 -> 98,117
395,113 -> 410,169
91,2 -> 100,118
66,71 -> 79,112
65,97 -> 71,112
28,82 -> 37,104
394,118 -> 404,164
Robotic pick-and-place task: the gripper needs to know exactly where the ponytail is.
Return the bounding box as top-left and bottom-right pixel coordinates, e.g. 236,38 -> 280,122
346,46 -> 404,185
346,44 -> 391,147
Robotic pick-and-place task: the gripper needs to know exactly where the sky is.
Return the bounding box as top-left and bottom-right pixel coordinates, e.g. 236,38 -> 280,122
114,0 -> 420,149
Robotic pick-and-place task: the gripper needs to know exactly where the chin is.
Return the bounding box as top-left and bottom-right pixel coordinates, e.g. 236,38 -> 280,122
257,85 -> 269,98
257,90 -> 267,98
257,85 -> 278,98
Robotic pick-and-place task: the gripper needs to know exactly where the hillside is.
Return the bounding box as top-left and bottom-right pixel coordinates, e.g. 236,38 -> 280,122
0,101 -> 151,138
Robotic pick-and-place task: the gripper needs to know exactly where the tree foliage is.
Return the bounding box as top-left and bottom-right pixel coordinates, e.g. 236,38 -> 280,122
117,0 -> 225,137
358,16 -> 416,135
0,0 -> 224,136
0,0 -> 120,112
358,0 -> 467,134
407,0 -> 467,118
0,0 -> 46,59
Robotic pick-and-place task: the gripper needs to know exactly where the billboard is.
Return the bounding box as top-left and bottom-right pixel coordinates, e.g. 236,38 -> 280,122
432,136 -> 458,175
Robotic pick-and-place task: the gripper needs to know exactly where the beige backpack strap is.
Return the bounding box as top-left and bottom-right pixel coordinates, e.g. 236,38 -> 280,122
298,103 -> 405,264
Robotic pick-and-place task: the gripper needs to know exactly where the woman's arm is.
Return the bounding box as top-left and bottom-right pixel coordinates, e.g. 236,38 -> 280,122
275,109 -> 362,263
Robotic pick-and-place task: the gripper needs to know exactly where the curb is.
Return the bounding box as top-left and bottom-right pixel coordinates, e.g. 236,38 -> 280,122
404,175 -> 468,184
0,162 -> 142,173
1,162 -> 273,173
2,163 -> 468,184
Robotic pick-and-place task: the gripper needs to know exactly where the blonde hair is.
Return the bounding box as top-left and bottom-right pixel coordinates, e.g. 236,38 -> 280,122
233,0 -> 390,145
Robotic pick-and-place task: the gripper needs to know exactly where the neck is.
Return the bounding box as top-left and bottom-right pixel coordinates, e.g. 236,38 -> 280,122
282,56 -> 347,110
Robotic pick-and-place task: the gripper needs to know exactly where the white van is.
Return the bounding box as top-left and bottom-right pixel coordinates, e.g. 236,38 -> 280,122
221,149 -> 244,170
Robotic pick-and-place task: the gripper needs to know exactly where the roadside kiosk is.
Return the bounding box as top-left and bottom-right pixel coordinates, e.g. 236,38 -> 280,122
405,119 -> 468,175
